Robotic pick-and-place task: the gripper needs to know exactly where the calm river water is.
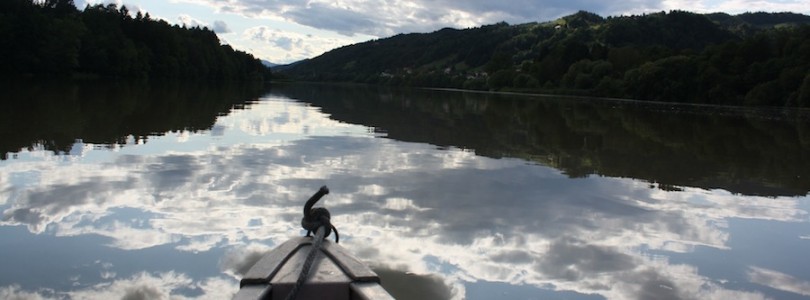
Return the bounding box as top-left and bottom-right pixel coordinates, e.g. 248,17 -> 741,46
1,81 -> 809,299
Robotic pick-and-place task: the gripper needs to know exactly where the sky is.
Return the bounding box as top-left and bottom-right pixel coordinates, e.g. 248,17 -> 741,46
74,0 -> 810,64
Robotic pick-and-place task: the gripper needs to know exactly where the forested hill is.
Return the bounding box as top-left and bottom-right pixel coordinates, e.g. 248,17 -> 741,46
280,11 -> 810,107
0,0 -> 270,81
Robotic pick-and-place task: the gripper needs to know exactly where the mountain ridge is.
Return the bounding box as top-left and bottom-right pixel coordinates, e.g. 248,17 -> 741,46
280,10 -> 810,107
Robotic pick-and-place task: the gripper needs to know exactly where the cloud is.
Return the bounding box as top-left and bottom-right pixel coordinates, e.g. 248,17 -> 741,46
535,238 -> 637,281
89,272 -> 235,300
748,266 -> 810,297
246,26 -> 301,50
212,20 -> 231,33
2,176 -> 136,233
178,0 -> 809,39
0,272 -> 238,299
661,0 -> 810,14
183,0 -> 651,37
242,26 -> 349,61
219,243 -> 272,277
178,14 -> 207,28
282,2 -> 380,36
374,267 -> 459,300
0,285 -> 51,300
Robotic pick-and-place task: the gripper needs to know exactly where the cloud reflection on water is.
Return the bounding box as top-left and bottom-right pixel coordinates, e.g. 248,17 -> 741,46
747,267 -> 810,297
0,271 -> 236,300
1,96 -> 808,299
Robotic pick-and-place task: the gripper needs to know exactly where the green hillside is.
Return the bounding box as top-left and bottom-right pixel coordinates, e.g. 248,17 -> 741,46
280,10 -> 810,107
0,0 -> 270,81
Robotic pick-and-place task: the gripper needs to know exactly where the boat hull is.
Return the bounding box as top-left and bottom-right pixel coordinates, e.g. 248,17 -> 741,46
234,236 -> 394,300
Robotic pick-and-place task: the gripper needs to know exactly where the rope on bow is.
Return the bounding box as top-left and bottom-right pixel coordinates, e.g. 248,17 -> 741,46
284,185 -> 339,300
300,185 -> 339,243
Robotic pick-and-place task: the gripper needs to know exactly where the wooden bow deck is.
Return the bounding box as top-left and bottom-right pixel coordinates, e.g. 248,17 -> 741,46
234,236 -> 395,300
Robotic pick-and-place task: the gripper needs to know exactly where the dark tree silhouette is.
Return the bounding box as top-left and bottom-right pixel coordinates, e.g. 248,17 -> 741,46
0,0 -> 271,81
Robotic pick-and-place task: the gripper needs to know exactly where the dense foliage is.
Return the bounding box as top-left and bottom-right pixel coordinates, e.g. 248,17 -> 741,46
0,0 -> 270,80
280,11 -> 810,107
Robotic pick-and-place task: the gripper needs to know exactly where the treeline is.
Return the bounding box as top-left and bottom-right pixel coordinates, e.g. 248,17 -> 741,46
280,11 -> 810,107
0,0 -> 270,80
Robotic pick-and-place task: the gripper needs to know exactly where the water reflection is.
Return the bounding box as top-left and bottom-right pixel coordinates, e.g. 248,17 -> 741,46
374,268 -> 455,300
0,80 -> 265,158
271,83 -> 810,197
1,83 -> 809,299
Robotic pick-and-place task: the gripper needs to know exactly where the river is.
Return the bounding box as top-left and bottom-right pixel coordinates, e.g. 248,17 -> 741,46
1,81 -> 809,299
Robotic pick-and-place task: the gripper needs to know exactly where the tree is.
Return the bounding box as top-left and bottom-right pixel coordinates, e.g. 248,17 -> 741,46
798,74 -> 810,107
1,0 -> 269,81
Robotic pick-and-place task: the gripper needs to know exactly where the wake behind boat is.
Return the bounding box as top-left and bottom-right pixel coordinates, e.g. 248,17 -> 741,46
234,186 -> 395,300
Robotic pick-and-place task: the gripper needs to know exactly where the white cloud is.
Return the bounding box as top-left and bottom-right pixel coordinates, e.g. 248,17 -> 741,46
212,20 -> 231,33
176,0 -> 809,41
661,0 -> 810,14
219,243 -> 272,278
178,0 -> 655,37
0,285 -> 50,300
0,272 -> 237,300
178,14 -> 208,28
748,266 -> 810,297
241,26 -> 355,63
